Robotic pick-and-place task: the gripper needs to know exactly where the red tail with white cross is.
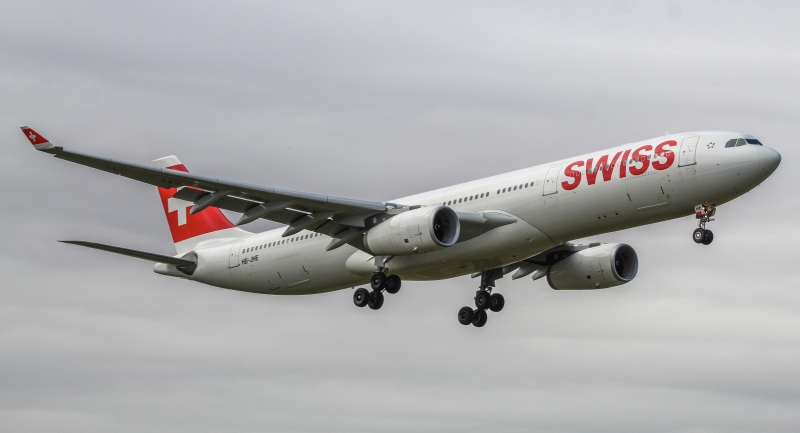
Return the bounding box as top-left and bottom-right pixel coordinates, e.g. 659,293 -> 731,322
151,156 -> 238,248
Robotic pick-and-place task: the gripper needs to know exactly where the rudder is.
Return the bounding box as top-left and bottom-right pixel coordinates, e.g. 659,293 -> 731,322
152,156 -> 250,254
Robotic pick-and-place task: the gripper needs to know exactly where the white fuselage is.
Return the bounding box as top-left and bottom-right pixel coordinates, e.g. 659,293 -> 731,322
165,132 -> 780,295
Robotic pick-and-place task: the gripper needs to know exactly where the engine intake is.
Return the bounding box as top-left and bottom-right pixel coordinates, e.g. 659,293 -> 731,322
547,243 -> 638,290
364,206 -> 460,256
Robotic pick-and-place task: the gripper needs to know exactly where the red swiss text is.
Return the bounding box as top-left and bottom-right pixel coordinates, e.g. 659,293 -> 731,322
561,140 -> 678,191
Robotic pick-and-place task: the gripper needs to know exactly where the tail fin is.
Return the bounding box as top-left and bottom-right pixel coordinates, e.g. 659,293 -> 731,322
151,156 -> 250,254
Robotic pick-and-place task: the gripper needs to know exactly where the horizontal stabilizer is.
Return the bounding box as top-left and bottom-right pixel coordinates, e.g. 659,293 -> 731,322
60,241 -> 196,267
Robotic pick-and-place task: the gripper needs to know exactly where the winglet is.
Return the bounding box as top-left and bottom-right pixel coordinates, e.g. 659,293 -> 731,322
20,126 -> 55,150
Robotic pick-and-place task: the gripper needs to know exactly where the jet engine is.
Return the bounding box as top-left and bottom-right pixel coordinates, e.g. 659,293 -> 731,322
547,243 -> 638,290
364,206 -> 460,256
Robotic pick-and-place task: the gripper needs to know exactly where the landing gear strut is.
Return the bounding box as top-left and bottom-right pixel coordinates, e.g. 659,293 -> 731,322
457,268 -> 505,327
693,204 -> 716,246
353,268 -> 402,311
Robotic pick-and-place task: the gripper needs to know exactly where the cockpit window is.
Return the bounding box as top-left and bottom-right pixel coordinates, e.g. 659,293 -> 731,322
725,138 -> 746,147
725,138 -> 756,148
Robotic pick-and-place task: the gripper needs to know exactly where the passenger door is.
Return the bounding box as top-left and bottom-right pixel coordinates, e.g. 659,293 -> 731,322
542,165 -> 562,196
229,241 -> 244,268
678,136 -> 699,167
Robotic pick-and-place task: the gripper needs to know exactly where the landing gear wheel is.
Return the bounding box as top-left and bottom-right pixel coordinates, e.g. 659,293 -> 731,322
385,275 -> 401,294
458,306 -> 474,325
475,291 -> 491,310
702,229 -> 714,245
368,290 -> 384,310
489,293 -> 505,313
692,228 -> 706,244
472,309 -> 488,327
370,273 -> 387,291
353,288 -> 370,308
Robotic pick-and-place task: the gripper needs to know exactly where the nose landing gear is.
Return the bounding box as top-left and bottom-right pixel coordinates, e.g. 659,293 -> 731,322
457,268 -> 505,328
693,204 -> 716,245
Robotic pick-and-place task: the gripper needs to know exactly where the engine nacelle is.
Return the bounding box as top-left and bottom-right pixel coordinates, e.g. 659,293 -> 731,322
364,206 -> 460,256
547,243 -> 638,290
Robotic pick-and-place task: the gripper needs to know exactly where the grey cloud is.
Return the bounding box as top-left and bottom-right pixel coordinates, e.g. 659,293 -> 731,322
1,1 -> 799,432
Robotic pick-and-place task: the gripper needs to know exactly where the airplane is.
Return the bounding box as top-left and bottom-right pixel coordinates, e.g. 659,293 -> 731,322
20,127 -> 781,327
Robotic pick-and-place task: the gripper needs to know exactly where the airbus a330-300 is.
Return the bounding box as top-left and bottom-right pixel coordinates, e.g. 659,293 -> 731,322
21,127 -> 781,327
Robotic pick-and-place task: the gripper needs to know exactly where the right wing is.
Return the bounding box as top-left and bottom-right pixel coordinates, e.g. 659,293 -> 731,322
22,127 -> 516,250
22,126 -> 388,240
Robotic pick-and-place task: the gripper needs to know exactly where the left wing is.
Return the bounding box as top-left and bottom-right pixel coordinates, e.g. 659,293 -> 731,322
473,242 -> 599,281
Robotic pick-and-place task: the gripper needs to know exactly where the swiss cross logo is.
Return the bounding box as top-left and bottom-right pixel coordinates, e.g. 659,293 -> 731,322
157,164 -> 235,243
28,132 -> 37,143
167,194 -> 193,226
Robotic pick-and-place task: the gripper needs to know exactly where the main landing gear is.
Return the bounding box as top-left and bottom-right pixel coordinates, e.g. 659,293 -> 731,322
353,271 -> 401,311
692,204 -> 716,246
458,268 -> 505,328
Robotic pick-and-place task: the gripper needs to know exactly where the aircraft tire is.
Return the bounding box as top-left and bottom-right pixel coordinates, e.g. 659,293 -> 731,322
385,275 -> 401,294
368,290 -> 384,310
370,273 -> 387,290
458,306 -> 474,325
475,291 -> 491,310
702,230 -> 714,245
353,288 -> 370,308
489,293 -> 505,313
472,309 -> 488,327
692,228 -> 706,244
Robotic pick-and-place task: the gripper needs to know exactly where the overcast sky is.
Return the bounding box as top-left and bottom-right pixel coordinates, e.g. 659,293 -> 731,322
2,1 -> 799,432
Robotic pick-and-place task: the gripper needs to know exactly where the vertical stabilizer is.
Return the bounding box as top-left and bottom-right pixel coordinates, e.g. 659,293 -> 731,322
152,156 -> 250,254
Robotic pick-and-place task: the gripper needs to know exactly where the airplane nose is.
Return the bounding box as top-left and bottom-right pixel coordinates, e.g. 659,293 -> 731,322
760,146 -> 781,173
